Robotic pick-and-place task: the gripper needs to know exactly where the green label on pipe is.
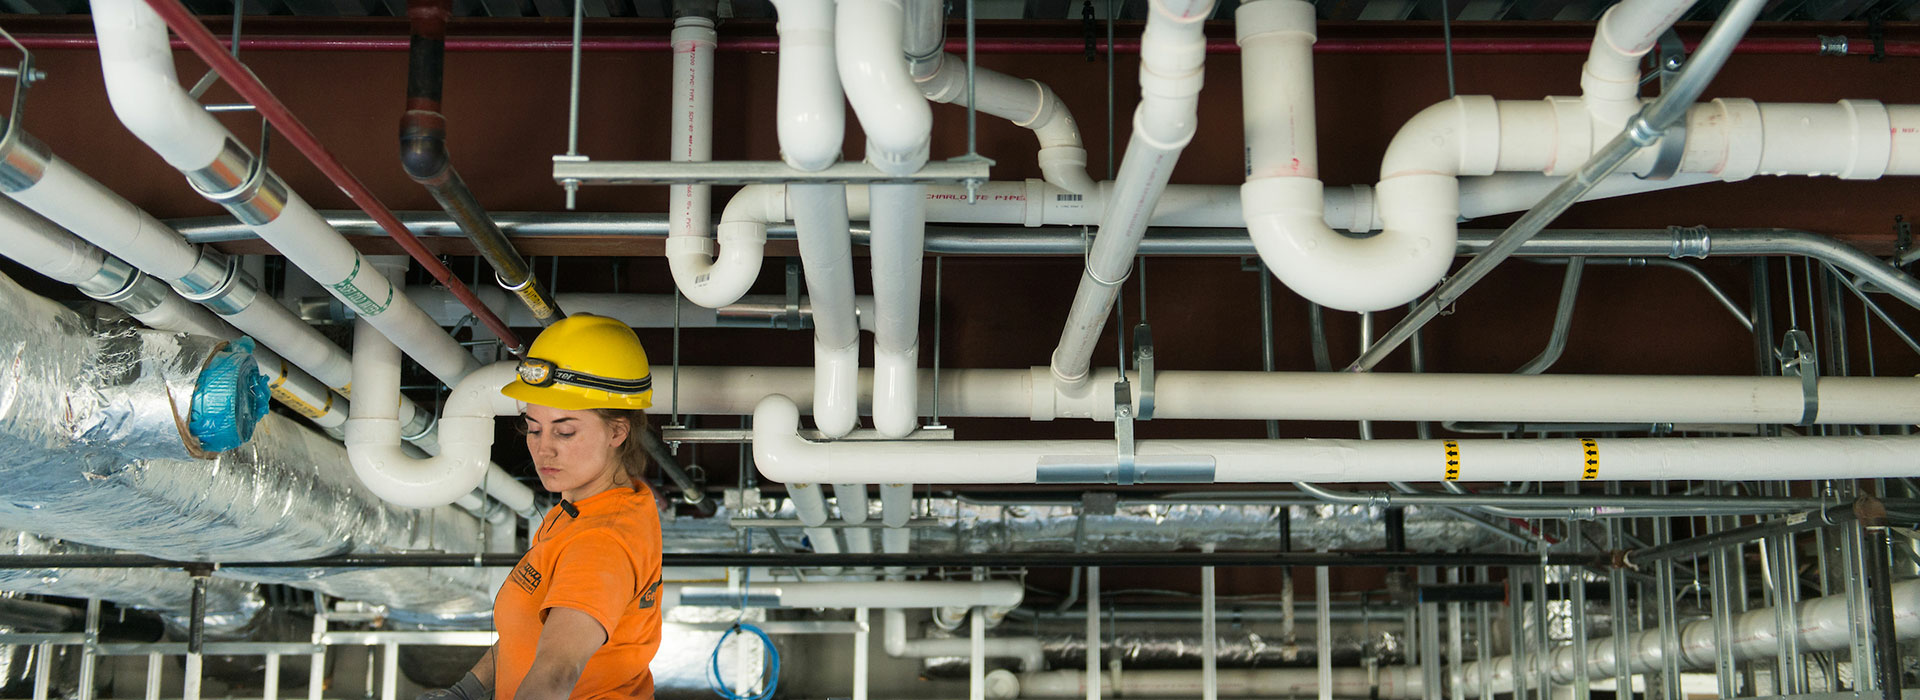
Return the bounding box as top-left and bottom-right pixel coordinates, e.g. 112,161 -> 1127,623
330,258 -> 394,317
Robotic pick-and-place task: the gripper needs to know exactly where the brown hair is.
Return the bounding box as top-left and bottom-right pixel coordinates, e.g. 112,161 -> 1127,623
591,408 -> 652,489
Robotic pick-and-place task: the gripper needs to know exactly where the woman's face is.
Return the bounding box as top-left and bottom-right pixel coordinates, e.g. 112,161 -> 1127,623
523,404 -> 628,497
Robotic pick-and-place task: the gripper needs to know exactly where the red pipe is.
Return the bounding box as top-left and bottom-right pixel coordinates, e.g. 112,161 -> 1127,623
139,0 -> 527,354
18,32 -> 1920,56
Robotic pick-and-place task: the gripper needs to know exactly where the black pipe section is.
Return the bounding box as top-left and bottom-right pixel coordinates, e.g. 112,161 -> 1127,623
401,0 -> 561,326
1384,507 -> 1406,552
0,551 -> 1598,570
1862,499 -> 1904,698
638,427 -> 716,516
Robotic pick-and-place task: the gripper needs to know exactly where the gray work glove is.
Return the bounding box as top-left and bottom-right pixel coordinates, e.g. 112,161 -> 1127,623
417,672 -> 491,700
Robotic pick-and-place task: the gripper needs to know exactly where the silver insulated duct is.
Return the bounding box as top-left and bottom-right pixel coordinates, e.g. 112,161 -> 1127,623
0,270 -> 493,622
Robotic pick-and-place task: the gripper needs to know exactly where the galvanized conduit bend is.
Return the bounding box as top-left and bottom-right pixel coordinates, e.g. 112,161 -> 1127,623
401,0 -> 561,325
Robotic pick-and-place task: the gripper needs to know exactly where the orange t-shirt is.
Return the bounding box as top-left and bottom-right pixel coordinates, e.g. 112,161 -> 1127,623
495,486 -> 664,700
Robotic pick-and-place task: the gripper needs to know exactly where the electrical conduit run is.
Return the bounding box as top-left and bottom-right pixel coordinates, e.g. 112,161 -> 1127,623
840,0 -> 932,438
1051,0 -> 1212,387
91,0 -> 479,385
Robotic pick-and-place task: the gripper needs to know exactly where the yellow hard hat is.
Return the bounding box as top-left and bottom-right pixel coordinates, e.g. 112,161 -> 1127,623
501,314 -> 653,410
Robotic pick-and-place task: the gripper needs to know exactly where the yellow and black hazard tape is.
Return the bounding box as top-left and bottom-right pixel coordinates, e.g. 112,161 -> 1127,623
1443,440 -> 1461,481
1580,438 -> 1600,480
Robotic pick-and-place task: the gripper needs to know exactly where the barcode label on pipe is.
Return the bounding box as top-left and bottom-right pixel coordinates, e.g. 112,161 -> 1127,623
1443,440 -> 1461,481
1056,194 -> 1082,202
1580,438 -> 1600,480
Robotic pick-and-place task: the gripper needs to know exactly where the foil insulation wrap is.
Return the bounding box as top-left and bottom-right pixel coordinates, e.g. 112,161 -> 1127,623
655,605 -> 773,700
0,272 -> 492,621
672,497 -> 1493,554
0,529 -> 263,635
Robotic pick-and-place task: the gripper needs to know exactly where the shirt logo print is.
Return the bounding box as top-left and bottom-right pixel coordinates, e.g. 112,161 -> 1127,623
637,579 -> 663,610
511,562 -> 542,594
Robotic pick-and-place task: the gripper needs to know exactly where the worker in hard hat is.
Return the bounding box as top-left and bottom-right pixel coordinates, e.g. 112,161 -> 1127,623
420,313 -> 665,700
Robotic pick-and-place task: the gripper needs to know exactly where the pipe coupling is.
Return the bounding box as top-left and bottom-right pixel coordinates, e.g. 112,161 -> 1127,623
73,255 -> 141,300
82,263 -> 169,316
400,410 -> 438,443
185,137 -> 290,226
1667,225 -> 1712,259
0,126 -> 51,192
172,248 -> 261,316
1818,35 -> 1849,57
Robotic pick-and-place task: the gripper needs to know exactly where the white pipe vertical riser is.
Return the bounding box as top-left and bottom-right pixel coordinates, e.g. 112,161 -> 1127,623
870,184 -> 927,437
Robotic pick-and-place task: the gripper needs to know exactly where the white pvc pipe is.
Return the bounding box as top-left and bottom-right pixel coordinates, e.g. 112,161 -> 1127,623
1239,0 -> 1458,313
1018,668 -> 1424,699
834,483 -> 870,525
677,184 -> 781,310
681,580 -> 1021,607
1051,0 -> 1211,385
869,184 -> 927,438
91,0 -> 477,386
838,0 -> 931,176
648,366 -> 1920,425
663,18 -> 755,310
753,393 -> 1920,484
342,336 -> 535,513
771,0 -> 845,172
794,185 -> 863,438
916,55 -> 1096,194
885,608 -> 1046,671
1581,0 -> 1702,129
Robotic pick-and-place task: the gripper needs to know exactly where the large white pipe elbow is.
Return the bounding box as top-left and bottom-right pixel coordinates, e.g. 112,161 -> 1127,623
672,185 -> 779,308
345,330 -> 520,509
1581,0 -> 1701,128
838,0 -> 932,175
916,55 -> 1096,194
1244,176 -> 1457,312
772,0 -> 845,171
91,0 -> 229,171
790,184 -> 862,438
1241,0 -> 1483,312
814,336 -> 862,437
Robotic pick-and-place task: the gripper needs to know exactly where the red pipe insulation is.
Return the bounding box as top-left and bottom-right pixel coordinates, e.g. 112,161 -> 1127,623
139,0 -> 527,353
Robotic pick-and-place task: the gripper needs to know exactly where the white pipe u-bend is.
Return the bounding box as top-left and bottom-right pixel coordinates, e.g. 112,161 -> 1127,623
838,0 -> 932,175
344,326 -> 526,511
664,18 -> 767,309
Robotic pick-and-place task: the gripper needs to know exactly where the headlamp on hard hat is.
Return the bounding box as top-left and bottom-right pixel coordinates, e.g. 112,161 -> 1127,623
517,357 -> 651,395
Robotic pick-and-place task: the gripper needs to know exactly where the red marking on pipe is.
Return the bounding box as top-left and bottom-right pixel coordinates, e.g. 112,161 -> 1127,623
141,0 -> 526,354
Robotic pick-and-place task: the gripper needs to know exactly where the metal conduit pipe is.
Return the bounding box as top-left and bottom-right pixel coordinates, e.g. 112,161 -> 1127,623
379,287 -> 876,332
172,215 -> 1920,314
1453,579 -> 1920,696
0,529 -> 263,636
400,0 -> 561,324
1017,668 -> 1425,699
638,428 -> 712,512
